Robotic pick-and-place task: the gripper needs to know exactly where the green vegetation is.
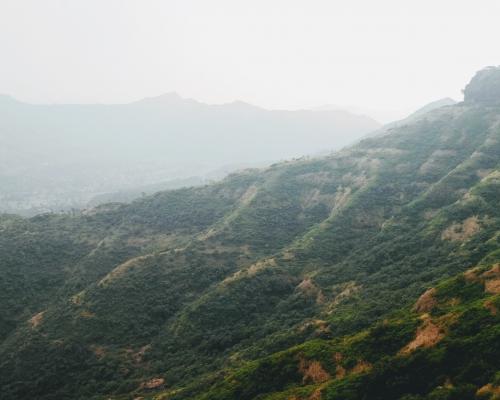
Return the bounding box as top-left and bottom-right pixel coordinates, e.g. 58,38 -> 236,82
1,84 -> 500,399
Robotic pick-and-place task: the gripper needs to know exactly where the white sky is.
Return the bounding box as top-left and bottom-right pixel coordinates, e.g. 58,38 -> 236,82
1,0 -> 499,122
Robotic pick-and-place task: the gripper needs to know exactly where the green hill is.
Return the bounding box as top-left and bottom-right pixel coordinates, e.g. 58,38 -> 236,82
1,67 -> 500,400
178,263 -> 500,400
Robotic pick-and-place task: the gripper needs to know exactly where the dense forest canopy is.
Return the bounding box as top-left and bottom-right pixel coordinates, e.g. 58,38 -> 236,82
1,69 -> 500,400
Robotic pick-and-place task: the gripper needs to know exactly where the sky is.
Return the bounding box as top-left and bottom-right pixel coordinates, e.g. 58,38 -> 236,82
1,0 -> 499,122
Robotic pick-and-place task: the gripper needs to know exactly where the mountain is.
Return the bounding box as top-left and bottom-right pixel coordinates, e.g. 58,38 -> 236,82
464,66 -> 500,105
1,67 -> 500,400
193,264 -> 500,400
366,97 -> 457,138
0,94 -> 380,215
409,97 -> 457,118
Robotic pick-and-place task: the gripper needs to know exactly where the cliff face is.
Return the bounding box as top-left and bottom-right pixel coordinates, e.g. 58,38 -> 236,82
464,66 -> 500,105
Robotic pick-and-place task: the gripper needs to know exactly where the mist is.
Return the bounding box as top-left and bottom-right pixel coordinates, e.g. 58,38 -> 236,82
0,93 -> 379,214
2,0 -> 500,121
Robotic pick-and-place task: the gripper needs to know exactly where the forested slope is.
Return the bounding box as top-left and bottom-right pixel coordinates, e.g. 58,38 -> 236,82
1,69 -> 500,400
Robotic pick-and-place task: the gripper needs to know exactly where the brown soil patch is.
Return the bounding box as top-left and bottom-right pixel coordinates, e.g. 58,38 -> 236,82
464,267 -> 481,282
28,311 -> 45,328
308,388 -> 323,400
464,265 -> 500,295
332,352 -> 348,379
484,300 -> 498,316
335,365 -> 346,379
297,278 -> 316,294
351,360 -> 372,374
477,383 -> 500,398
482,264 -> 500,279
441,216 -> 480,242
140,377 -> 165,390
485,279 -> 500,294
414,288 -> 438,313
80,310 -> 95,318
297,278 -> 326,305
400,316 -> 444,354
299,358 -> 331,384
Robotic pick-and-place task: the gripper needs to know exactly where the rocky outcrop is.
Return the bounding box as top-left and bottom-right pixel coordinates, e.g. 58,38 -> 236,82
464,66 -> 500,105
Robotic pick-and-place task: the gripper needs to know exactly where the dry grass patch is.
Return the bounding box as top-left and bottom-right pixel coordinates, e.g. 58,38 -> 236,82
464,267 -> 482,282
99,254 -> 152,286
441,216 -> 480,242
482,265 -> 500,294
28,311 -> 45,328
484,299 -> 498,316
400,315 -> 445,354
299,358 -> 331,384
297,278 -> 326,305
140,377 -> 165,390
485,280 -> 500,294
351,360 -> 372,374
477,383 -> 500,399
80,310 -> 95,318
414,288 -> 438,313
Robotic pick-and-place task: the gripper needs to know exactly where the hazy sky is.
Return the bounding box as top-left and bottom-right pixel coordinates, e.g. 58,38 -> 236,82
1,0 -> 499,122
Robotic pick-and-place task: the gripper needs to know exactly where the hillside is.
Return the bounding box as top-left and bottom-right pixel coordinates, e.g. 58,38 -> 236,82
181,262 -> 500,400
366,97 -> 457,139
1,68 -> 500,400
0,93 -> 379,215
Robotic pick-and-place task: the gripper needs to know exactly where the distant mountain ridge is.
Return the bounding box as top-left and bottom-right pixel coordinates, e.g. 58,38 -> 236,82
0,93 -> 380,214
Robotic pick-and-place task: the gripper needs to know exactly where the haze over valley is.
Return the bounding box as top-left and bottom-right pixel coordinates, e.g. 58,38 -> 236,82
2,2 -> 500,400
0,93 -> 379,214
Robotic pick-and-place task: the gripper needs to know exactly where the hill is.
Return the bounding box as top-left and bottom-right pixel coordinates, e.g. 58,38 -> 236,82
367,97 -> 457,138
0,94 -> 379,215
0,67 -> 500,399
181,263 -> 500,400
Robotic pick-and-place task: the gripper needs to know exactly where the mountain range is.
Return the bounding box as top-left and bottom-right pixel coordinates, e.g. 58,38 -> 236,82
0,93 -> 379,215
1,67 -> 500,400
